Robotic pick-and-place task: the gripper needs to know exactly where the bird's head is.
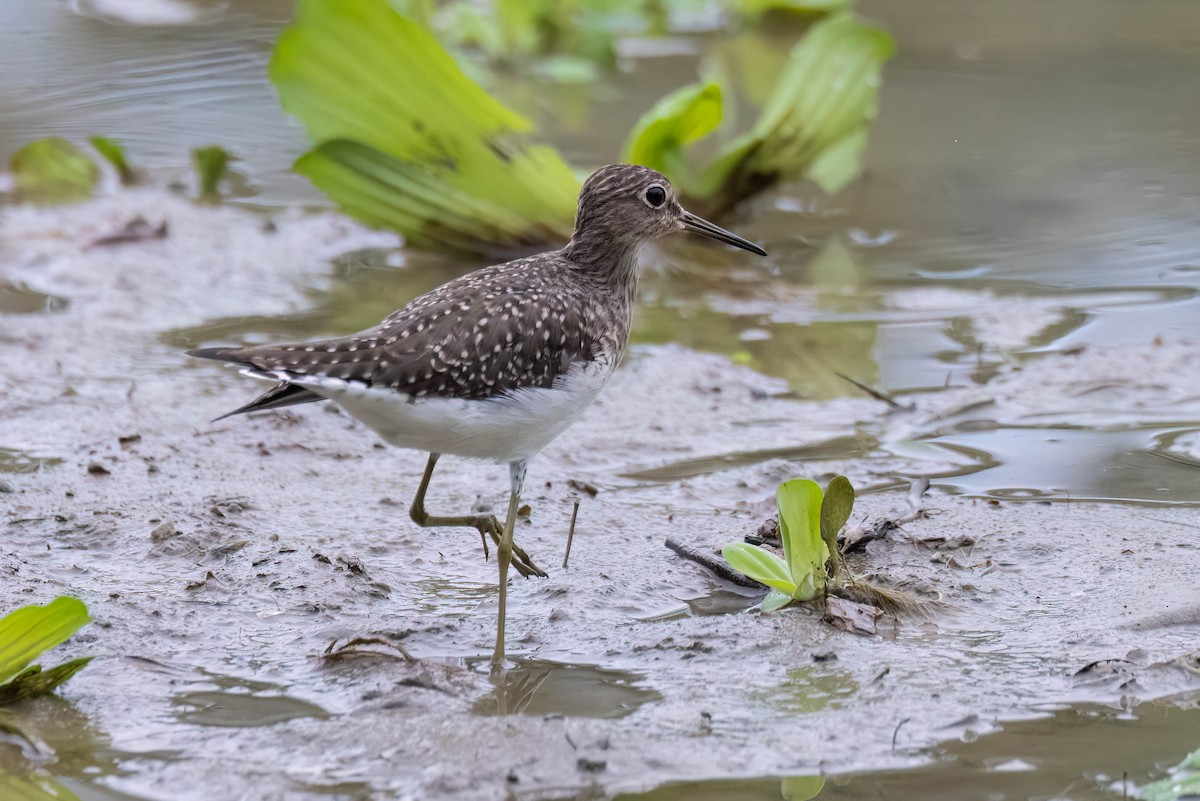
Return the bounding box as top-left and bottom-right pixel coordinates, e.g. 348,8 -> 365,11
568,164 -> 767,260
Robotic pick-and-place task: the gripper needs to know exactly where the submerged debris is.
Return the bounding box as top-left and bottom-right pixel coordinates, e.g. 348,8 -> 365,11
88,215 -> 168,248
824,595 -> 881,635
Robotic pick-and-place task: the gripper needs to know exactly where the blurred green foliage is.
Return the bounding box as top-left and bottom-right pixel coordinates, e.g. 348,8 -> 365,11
192,145 -> 230,199
8,139 -> 99,205
89,136 -> 138,185
272,0 -> 579,254
1142,748 -> 1200,801
0,771 -> 81,801
271,0 -> 893,253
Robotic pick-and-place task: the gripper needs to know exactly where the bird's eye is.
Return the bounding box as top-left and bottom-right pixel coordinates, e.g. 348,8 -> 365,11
643,185 -> 667,208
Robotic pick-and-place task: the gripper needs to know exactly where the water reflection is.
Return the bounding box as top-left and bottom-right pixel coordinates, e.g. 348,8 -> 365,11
0,696 -> 145,800
171,669 -> 330,728
608,699 -> 1200,801
472,659 -> 661,719
0,280 -> 67,315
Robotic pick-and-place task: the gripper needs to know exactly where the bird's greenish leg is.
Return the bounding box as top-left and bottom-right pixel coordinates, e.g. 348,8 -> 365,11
408,453 -> 545,579
491,460 -> 526,668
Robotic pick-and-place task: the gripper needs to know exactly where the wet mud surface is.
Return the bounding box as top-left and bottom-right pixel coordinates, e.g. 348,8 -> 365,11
2,191 -> 1198,799
4,0 -> 1200,797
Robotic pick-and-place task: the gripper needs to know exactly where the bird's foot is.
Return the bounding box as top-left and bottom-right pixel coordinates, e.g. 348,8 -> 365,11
475,516 -> 547,579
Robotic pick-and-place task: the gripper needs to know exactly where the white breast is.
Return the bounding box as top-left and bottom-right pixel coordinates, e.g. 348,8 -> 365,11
275,360 -> 616,464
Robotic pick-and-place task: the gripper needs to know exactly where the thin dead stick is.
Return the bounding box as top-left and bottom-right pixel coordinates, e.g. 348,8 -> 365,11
665,538 -> 764,588
562,497 -> 581,569
835,372 -> 913,411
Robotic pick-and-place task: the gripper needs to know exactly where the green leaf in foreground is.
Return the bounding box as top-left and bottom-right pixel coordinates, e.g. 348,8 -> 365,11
271,0 -> 578,253
780,775 -> 827,801
820,474 -> 854,578
737,0 -> 850,15
721,542 -> 795,594
695,13 -> 895,207
1142,747 -> 1200,801
8,138 -> 99,205
776,478 -> 827,599
0,596 -> 91,704
721,477 -> 836,610
89,136 -> 137,185
621,81 -> 723,184
192,145 -> 229,198
0,771 -> 81,801
0,658 -> 93,706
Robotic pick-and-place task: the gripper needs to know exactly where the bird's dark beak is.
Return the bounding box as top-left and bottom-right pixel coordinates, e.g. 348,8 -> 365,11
680,210 -> 767,256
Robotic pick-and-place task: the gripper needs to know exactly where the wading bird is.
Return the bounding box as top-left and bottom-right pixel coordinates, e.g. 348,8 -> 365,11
191,164 -> 766,666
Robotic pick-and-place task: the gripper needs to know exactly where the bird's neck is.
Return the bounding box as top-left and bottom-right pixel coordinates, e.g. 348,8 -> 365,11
561,231 -> 643,291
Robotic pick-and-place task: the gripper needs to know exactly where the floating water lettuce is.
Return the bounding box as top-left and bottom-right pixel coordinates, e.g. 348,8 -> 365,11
0,596 -> 92,705
1142,747 -> 1200,801
271,0 -> 579,253
8,139 -> 100,205
722,476 -> 853,611
736,0 -> 851,16
629,13 -> 895,211
192,145 -> 230,199
0,771 -> 81,801
621,81 -> 723,190
781,775 -> 826,801
269,0 -> 891,252
89,136 -> 138,185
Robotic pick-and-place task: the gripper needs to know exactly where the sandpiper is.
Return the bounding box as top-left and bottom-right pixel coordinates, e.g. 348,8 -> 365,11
190,164 -> 766,665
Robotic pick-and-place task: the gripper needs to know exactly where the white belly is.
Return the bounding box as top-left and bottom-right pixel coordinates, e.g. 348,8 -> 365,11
276,361 -> 615,463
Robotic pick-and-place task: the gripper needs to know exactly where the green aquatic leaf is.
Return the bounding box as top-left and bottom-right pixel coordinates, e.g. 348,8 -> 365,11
738,0 -> 849,16
820,474 -> 854,577
0,658 -> 93,706
760,588 -> 794,612
88,136 -> 137,185
781,774 -> 827,800
8,138 -> 99,205
0,596 -> 90,687
721,542 -> 795,594
493,0 -> 618,67
776,478 -> 827,598
0,770 -> 81,801
296,139 -> 574,253
271,0 -> 578,252
804,126 -> 867,195
697,13 -> 895,205
192,145 -> 229,198
1142,747 -> 1200,801
622,81 -> 723,182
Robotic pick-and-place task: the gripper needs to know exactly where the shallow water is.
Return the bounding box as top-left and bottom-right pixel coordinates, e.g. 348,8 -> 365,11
3,1 -> 1200,799
609,699 -> 1200,801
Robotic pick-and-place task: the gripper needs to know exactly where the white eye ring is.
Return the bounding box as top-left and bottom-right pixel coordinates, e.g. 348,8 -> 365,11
642,184 -> 667,208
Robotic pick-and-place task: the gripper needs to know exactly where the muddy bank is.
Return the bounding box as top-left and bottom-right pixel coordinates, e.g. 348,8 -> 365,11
1,190 -> 1198,799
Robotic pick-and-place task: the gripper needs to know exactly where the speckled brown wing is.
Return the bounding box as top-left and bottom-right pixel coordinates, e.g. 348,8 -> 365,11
190,255 -> 611,406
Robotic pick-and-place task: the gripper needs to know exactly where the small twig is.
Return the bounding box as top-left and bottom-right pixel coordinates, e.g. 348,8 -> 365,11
665,538 -> 764,589
836,372 -> 913,411
841,518 -> 899,553
841,478 -> 932,553
562,497 -> 580,569
892,717 -> 910,751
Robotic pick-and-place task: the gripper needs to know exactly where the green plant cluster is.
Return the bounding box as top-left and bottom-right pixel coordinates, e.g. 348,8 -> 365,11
0,596 -> 92,706
4,137 -> 228,204
269,0 -> 894,254
722,475 -> 854,611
